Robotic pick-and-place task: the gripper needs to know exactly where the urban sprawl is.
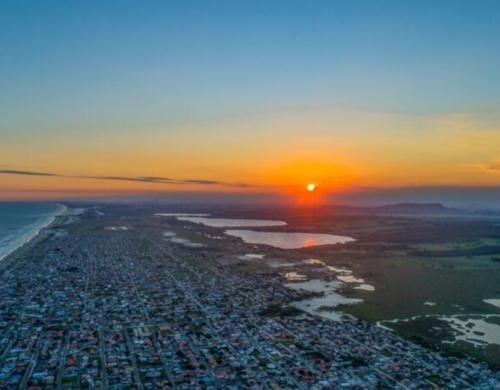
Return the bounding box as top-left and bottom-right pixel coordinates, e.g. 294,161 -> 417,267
0,206 -> 499,389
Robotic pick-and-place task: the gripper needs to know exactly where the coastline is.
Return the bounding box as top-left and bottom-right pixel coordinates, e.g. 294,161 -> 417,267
0,203 -> 69,270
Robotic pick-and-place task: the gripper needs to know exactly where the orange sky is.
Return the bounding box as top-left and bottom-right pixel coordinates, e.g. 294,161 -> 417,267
2,109 -> 500,200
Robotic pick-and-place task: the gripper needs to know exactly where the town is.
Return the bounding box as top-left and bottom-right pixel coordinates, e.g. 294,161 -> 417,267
0,206 -> 499,389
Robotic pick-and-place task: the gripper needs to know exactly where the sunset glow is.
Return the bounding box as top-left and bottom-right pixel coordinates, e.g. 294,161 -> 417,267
0,2 -> 499,203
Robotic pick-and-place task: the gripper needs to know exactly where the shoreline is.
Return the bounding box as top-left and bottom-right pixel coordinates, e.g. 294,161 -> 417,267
0,203 -> 69,270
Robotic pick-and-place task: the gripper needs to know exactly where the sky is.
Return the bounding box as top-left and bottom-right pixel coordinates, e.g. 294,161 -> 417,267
1,1 -> 500,201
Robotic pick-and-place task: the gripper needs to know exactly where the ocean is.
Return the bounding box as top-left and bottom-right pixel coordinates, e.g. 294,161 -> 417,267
0,202 -> 66,262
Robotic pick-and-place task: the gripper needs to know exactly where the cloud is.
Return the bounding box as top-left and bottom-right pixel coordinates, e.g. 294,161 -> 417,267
182,179 -> 222,185
79,175 -> 174,184
463,159 -> 500,173
483,162 -> 500,172
0,169 -> 60,177
138,176 -> 173,181
0,169 -> 248,187
179,179 -> 250,188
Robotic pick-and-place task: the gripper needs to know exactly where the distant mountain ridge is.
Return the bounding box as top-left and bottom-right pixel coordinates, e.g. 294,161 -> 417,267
372,202 -> 459,215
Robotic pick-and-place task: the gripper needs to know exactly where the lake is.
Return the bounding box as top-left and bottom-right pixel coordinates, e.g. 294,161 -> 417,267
176,217 -> 287,227
225,230 -> 355,249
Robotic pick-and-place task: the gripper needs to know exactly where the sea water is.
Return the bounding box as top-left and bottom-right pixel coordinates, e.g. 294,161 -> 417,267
0,202 -> 66,262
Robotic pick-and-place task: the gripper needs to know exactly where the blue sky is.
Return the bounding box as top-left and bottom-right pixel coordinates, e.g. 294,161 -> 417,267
2,0 -> 499,126
1,1 -> 500,199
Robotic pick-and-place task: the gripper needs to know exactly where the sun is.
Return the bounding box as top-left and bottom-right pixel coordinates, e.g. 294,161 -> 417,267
307,183 -> 316,192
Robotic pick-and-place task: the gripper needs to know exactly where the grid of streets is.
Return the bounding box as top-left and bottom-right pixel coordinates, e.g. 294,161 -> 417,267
0,208 -> 499,389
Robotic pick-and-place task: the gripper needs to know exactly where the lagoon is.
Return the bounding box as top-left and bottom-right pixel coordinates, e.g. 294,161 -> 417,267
225,230 -> 355,249
285,279 -> 363,321
176,217 -> 286,228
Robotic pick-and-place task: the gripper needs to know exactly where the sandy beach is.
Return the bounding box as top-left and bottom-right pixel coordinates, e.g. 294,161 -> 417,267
0,204 -> 69,270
